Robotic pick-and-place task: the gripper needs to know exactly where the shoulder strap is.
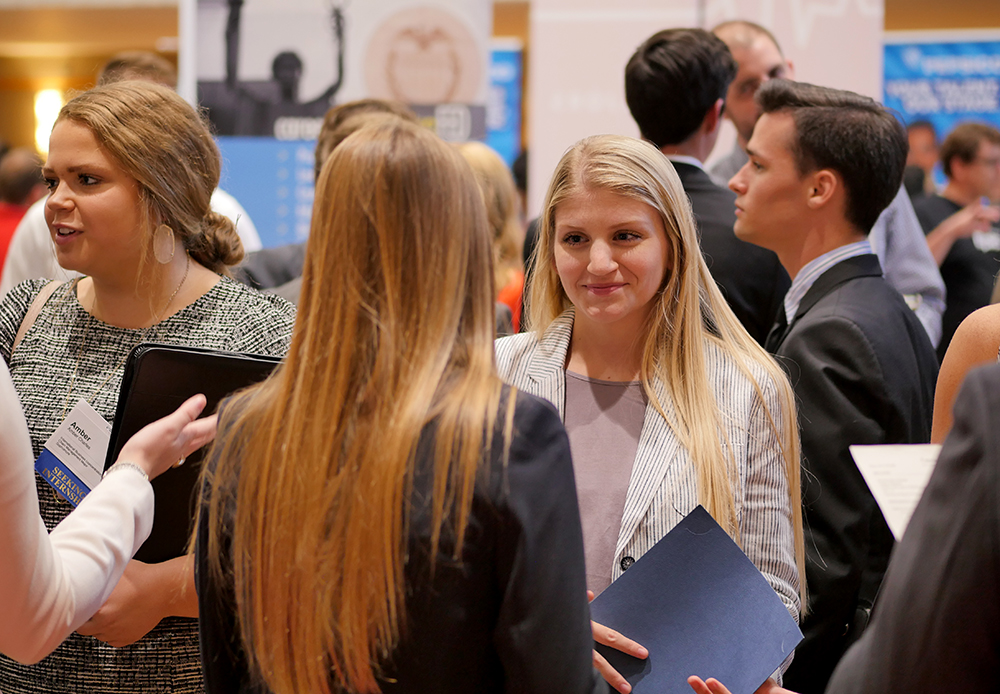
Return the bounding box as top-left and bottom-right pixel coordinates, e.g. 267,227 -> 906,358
12,280 -> 62,355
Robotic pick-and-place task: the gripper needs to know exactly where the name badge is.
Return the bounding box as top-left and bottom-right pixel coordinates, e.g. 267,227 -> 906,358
35,400 -> 111,507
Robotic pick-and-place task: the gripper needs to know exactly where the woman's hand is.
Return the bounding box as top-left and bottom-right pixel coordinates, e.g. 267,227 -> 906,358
76,556 -> 198,647
688,676 -> 793,694
115,394 -> 217,480
588,590 -> 648,694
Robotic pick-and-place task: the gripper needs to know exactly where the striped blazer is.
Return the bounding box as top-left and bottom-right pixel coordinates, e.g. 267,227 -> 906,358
494,311 -> 801,622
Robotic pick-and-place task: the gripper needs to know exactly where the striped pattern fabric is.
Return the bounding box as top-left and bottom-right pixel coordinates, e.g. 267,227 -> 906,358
495,311 -> 800,621
783,240 -> 873,324
0,277 -> 295,694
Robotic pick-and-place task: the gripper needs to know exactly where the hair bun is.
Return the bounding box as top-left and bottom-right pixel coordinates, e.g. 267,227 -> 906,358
188,210 -> 244,273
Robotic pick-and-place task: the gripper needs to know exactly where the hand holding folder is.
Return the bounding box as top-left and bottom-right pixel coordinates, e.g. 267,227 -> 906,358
588,506 -> 802,694
106,343 -> 282,563
590,592 -> 649,694
688,675 -> 794,694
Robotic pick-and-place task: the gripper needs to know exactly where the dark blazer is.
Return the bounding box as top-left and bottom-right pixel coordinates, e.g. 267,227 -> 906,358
827,363 -> 1000,693
195,388 -> 608,694
235,242 -> 307,290
770,255 -> 938,694
672,162 -> 790,345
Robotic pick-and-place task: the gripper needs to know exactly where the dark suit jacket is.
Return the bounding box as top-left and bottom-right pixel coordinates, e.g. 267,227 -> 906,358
770,255 -> 938,694
195,388 -> 608,694
672,162 -> 790,345
235,242 -> 307,290
827,363 -> 1000,693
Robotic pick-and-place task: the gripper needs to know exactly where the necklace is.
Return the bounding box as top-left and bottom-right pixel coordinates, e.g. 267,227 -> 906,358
60,254 -> 192,420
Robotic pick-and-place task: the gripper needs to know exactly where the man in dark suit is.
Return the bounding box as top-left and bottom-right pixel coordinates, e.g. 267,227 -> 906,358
728,79 -> 938,693
625,28 -> 789,344
825,362 -> 1000,691
692,364 -> 1000,694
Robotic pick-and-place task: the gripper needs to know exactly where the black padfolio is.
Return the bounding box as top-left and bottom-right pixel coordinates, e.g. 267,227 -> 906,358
105,343 -> 282,563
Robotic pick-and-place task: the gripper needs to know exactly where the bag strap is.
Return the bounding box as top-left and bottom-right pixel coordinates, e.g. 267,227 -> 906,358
12,280 -> 62,355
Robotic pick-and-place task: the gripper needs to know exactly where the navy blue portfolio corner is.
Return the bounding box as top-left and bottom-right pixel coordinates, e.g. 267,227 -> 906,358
588,506 -> 802,694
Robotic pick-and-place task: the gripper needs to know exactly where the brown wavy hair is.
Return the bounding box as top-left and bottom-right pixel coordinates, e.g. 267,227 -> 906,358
56,81 -> 242,275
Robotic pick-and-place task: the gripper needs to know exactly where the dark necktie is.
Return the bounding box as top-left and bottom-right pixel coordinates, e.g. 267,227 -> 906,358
764,309 -> 789,353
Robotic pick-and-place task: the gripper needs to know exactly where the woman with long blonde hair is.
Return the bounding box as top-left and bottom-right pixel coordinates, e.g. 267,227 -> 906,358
196,119 -> 606,694
495,134 -> 805,693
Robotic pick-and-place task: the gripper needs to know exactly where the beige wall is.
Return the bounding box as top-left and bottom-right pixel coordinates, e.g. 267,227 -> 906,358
0,6 -> 178,149
0,0 -> 997,153
885,0 -> 1000,30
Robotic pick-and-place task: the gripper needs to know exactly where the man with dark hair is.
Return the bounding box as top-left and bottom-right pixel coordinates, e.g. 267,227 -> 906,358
625,28 -> 789,344
913,122 -> 1000,359
712,20 -> 946,349
0,148 -> 45,269
730,79 -> 937,693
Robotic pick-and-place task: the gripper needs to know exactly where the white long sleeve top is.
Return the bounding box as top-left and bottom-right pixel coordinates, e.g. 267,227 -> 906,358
0,362 -> 153,663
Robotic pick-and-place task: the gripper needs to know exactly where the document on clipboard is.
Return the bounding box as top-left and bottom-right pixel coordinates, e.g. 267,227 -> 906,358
105,343 -> 282,563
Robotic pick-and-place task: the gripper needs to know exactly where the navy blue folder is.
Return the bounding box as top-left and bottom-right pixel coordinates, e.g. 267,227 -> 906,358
589,505 -> 802,693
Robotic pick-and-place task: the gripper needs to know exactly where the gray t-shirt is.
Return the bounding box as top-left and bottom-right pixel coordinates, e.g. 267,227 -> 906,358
564,371 -> 647,595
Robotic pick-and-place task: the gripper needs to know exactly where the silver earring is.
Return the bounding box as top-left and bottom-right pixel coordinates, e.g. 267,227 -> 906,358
153,224 -> 176,265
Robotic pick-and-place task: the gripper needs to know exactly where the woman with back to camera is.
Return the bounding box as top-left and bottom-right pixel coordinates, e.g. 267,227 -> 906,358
495,134 -> 805,693
0,81 -> 295,691
195,119 -> 606,694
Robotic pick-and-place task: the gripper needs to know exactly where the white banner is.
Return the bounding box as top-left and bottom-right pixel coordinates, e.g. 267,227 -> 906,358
527,0 -> 885,215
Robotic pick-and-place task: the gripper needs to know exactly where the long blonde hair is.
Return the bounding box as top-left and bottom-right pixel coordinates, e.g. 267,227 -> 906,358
457,141 -> 524,292
202,120 -> 504,693
529,134 -> 805,597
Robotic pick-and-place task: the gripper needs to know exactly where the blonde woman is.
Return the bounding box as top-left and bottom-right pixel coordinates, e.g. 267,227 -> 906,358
0,82 -> 294,691
458,141 -> 526,330
495,134 -> 805,693
195,120 -> 605,694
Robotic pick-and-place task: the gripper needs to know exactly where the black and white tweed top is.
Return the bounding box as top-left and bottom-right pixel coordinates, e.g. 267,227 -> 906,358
0,276 -> 295,693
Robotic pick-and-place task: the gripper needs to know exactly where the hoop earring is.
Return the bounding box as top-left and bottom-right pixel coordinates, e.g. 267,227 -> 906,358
153,224 -> 176,265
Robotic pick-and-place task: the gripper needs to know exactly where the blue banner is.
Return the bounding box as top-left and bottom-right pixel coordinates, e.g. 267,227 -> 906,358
486,41 -> 524,168
884,39 -> 1000,134
217,137 -> 316,249
35,448 -> 89,507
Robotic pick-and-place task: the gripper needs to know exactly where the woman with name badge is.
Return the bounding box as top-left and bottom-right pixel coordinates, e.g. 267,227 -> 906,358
0,357 -> 216,663
0,81 -> 295,692
494,135 -> 805,693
